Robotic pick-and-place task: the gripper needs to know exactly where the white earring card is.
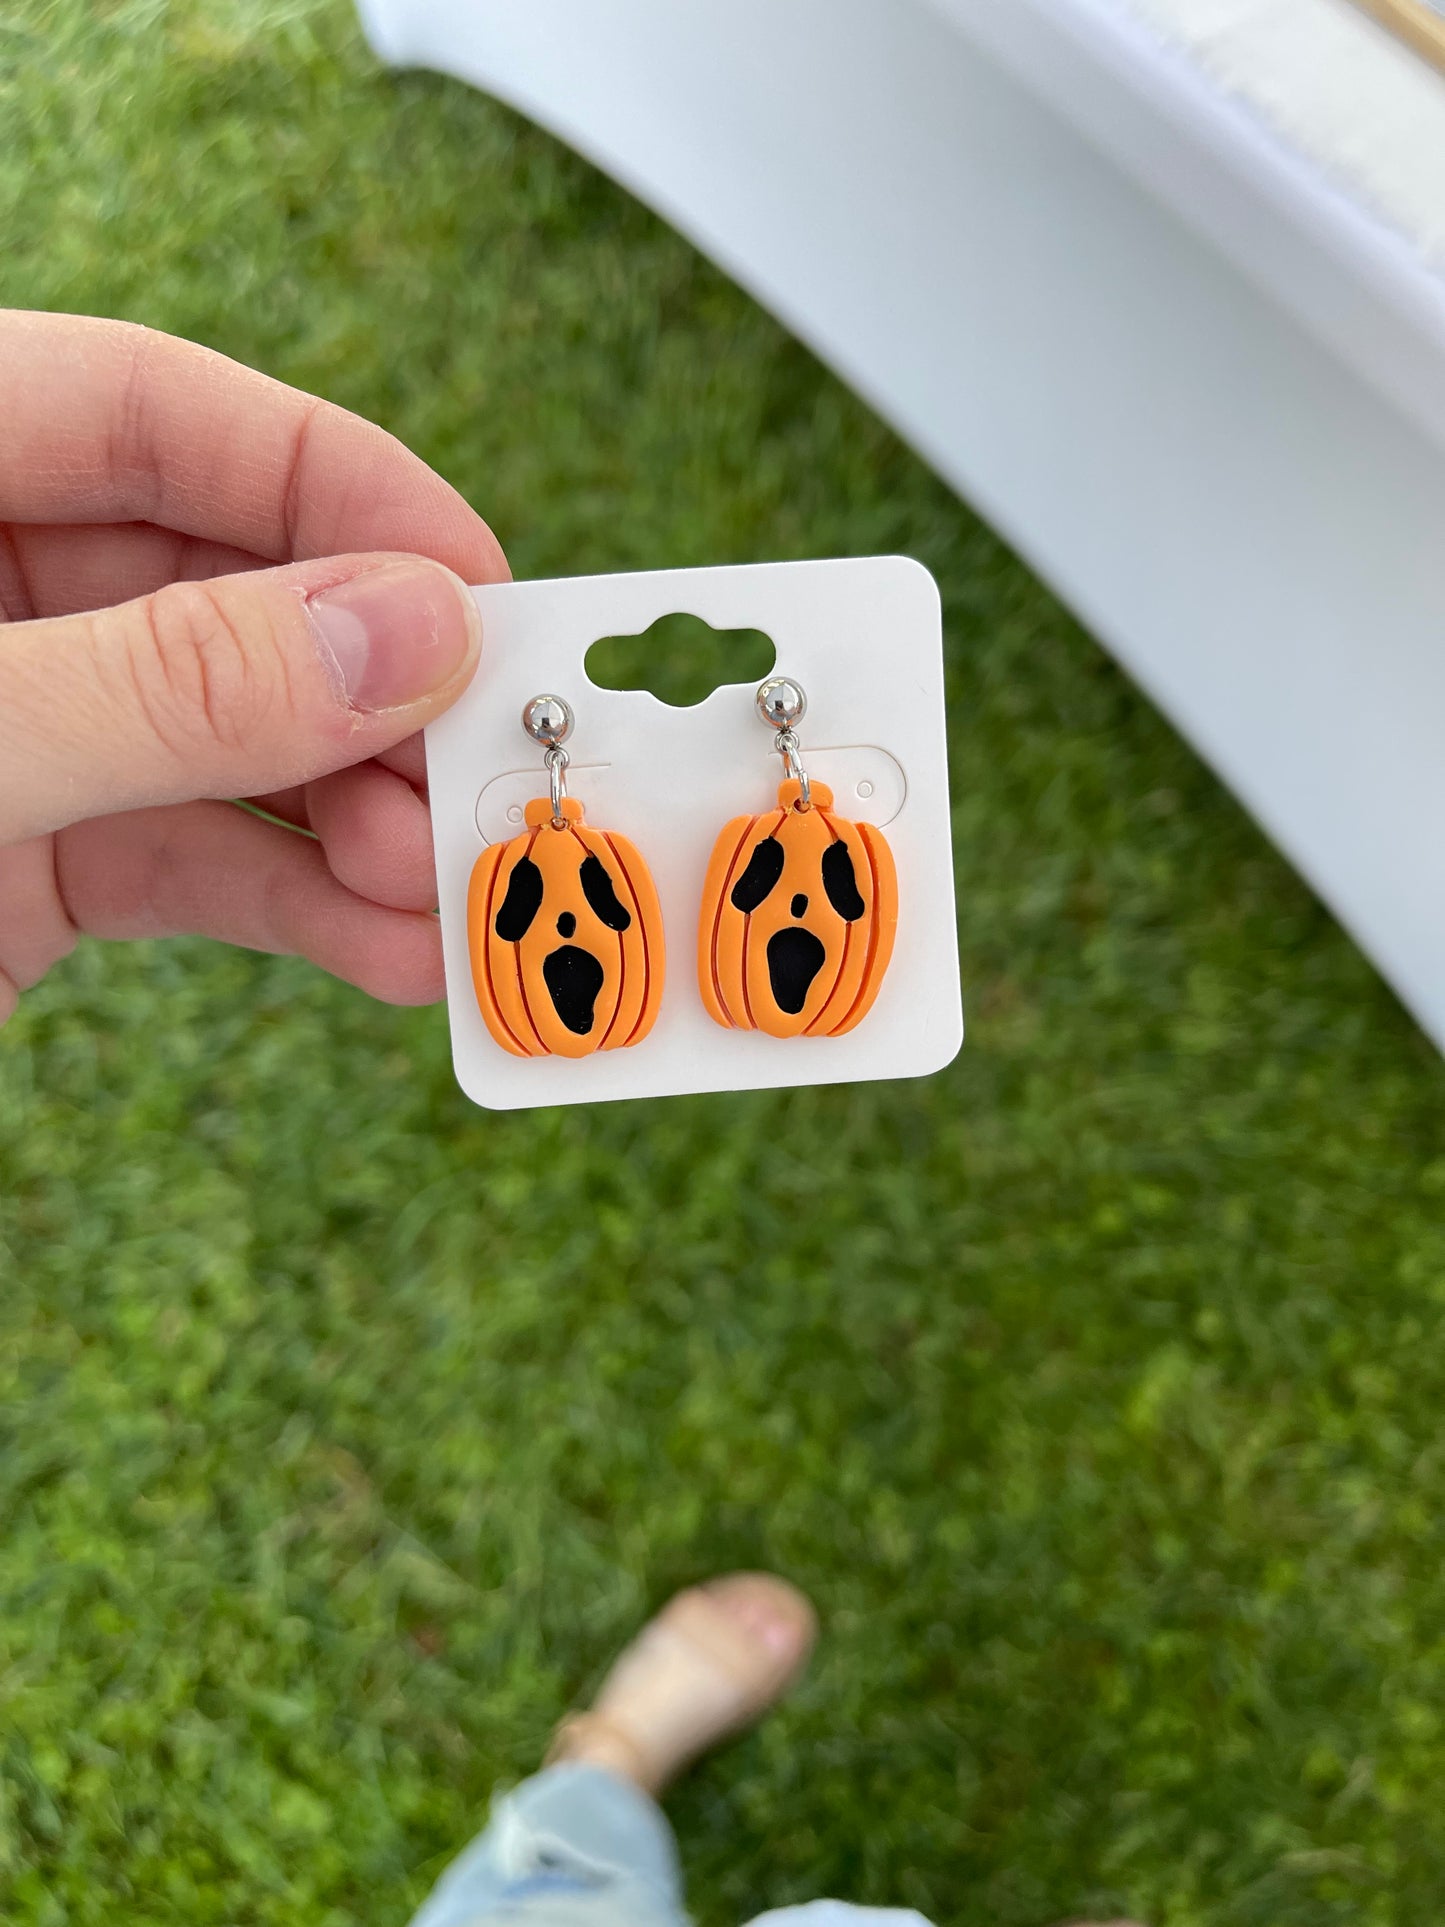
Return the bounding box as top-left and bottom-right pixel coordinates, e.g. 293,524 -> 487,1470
426,556 -> 963,1110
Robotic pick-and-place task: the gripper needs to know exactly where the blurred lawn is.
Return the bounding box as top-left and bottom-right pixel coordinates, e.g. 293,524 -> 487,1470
3,4 -> 1445,1925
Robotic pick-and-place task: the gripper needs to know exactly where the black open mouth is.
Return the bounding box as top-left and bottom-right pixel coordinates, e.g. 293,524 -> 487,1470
543,945 -> 606,1035
766,926 -> 826,1016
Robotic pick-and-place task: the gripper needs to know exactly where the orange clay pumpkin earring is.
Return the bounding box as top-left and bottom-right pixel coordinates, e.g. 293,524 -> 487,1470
698,676 -> 898,1038
468,696 -> 666,1058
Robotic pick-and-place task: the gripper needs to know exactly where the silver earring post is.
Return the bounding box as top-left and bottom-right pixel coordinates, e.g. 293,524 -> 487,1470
522,694 -> 574,828
756,676 -> 811,810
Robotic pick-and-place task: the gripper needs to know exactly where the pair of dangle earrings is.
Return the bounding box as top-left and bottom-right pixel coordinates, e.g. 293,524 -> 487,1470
467,679 -> 898,1059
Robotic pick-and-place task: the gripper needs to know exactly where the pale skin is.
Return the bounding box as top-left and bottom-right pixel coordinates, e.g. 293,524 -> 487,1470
0,310 -> 510,1025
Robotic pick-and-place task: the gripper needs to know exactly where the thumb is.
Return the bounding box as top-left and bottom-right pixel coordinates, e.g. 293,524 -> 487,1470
0,554 -> 482,842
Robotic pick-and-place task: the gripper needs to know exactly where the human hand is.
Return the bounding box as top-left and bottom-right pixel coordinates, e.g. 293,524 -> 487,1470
0,312 -> 508,1025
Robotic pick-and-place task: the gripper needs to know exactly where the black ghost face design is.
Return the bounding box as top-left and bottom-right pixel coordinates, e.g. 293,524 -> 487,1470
700,781 -> 898,1040
490,832 -> 634,1036
726,818 -> 867,1016
470,795 -> 666,1061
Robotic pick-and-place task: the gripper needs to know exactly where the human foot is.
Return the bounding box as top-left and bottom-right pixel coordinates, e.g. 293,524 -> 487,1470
548,1572 -> 818,1796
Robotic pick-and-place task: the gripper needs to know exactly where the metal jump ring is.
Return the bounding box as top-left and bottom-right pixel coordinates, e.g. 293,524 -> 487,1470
775,727 -> 812,811
544,744 -> 570,827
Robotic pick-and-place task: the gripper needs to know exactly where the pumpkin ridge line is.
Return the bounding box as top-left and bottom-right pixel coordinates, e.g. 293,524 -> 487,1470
483,835 -> 536,1056
562,823 -> 618,1051
598,834 -> 630,1052
712,812 -> 766,1030
702,815 -> 755,1030
834,826 -> 884,1036
621,836 -> 663,1047
739,808 -> 785,1033
471,845 -> 524,1056
805,808 -> 849,1036
596,829 -> 645,1050
511,826 -> 549,1054
807,914 -> 852,1037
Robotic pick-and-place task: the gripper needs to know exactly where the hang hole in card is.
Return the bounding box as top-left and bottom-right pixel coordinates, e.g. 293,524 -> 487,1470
585,611 -> 775,709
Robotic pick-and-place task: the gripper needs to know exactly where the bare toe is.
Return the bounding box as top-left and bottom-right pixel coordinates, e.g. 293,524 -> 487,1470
549,1572 -> 817,1795
695,1572 -> 818,1677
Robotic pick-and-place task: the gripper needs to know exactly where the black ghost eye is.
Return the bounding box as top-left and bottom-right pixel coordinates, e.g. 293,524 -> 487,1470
494,854 -> 543,941
730,837 -> 785,913
579,853 -> 632,932
821,840 -> 866,922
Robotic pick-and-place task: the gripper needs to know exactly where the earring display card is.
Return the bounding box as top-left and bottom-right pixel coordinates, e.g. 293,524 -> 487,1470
426,556 -> 963,1110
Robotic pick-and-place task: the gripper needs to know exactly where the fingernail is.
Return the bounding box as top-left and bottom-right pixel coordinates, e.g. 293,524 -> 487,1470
306,561 -> 480,712
754,1613 -> 798,1658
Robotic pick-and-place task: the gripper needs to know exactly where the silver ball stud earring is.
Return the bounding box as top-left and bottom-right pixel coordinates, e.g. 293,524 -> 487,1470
521,693 -> 575,829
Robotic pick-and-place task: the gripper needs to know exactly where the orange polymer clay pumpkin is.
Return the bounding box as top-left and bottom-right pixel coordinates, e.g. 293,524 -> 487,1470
698,778 -> 898,1038
468,797 -> 665,1058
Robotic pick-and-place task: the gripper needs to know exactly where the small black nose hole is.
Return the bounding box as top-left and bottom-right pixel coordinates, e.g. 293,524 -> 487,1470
790,893 -> 809,919
556,911 -> 577,938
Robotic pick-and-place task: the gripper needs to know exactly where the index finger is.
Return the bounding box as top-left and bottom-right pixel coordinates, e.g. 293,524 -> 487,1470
0,311 -> 509,581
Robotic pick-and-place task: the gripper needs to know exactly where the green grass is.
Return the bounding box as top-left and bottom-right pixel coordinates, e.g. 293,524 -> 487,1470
3,4 -> 1445,1923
